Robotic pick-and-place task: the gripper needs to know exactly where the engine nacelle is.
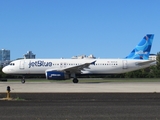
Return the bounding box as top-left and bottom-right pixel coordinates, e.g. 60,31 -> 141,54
45,70 -> 70,80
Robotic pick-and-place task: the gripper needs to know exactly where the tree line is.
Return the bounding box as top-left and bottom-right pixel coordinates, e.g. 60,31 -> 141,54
0,52 -> 160,79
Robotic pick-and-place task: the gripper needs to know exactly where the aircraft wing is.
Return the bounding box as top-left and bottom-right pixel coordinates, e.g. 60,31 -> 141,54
50,60 -> 96,73
136,60 -> 156,66
63,60 -> 96,73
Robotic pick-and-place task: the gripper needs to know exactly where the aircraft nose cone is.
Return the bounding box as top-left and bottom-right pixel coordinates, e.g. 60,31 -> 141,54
2,67 -> 7,73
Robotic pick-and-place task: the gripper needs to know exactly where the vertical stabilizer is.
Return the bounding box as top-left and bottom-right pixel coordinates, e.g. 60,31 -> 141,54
125,34 -> 154,60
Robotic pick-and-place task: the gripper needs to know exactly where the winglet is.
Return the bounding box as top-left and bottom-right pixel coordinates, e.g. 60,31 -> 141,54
125,34 -> 154,60
91,60 -> 96,65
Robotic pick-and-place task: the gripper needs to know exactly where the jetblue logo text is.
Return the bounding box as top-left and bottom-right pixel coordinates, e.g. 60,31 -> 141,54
29,61 -> 52,68
49,74 -> 61,78
135,51 -> 148,55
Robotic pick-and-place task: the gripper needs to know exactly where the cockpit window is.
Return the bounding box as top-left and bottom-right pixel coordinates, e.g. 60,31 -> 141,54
9,63 -> 15,66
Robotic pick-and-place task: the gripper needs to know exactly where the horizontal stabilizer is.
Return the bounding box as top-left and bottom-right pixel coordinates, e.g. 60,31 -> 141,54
136,60 -> 156,66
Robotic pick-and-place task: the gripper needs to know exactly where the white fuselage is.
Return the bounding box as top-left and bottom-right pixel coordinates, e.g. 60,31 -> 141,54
2,58 -> 155,75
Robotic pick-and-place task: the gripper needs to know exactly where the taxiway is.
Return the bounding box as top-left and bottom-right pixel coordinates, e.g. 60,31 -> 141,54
0,81 -> 160,93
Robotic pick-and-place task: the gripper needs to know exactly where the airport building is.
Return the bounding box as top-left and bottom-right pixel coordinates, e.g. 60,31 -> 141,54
149,54 -> 157,60
0,49 -> 10,61
0,49 -> 10,67
24,51 -> 36,59
72,54 -> 96,59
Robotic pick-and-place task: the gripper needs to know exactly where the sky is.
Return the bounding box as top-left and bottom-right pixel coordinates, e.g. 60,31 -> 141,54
0,0 -> 160,60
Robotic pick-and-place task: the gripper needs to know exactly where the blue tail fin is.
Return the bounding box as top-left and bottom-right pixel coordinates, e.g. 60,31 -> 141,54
125,34 -> 154,60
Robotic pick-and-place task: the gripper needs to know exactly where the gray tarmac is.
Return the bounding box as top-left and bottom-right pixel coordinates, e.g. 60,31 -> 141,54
0,82 -> 160,120
0,81 -> 160,93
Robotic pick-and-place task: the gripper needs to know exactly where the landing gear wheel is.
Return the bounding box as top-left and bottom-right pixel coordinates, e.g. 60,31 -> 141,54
73,78 -> 78,83
21,79 -> 25,84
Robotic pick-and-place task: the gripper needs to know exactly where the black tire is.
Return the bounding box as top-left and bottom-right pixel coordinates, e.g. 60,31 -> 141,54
73,78 -> 78,83
21,79 -> 25,84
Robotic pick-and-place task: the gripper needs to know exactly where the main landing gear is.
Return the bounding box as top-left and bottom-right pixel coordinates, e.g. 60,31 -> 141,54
21,77 -> 25,84
71,73 -> 79,83
73,78 -> 79,83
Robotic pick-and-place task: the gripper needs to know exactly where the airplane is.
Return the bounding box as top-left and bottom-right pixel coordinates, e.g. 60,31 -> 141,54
2,34 -> 156,84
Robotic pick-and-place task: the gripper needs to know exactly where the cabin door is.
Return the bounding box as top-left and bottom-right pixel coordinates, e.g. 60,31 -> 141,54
19,61 -> 25,69
122,60 -> 128,69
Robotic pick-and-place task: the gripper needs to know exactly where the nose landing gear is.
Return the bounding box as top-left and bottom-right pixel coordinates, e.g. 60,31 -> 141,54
21,77 -> 25,84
